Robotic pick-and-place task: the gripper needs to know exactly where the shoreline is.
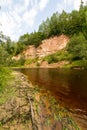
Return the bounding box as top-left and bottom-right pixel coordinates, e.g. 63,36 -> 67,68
0,70 -> 81,130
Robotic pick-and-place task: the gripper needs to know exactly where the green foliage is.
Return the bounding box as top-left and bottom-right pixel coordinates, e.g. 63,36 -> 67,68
17,56 -> 25,65
44,50 -> 71,64
62,60 -> 87,69
0,68 -> 15,105
0,46 -> 11,66
45,55 -> 58,64
36,62 -> 40,67
38,5 -> 87,38
18,31 -> 44,48
25,58 -> 38,65
38,18 -> 51,38
14,42 -> 26,55
0,68 -> 12,92
67,33 -> 87,60
9,56 -> 25,67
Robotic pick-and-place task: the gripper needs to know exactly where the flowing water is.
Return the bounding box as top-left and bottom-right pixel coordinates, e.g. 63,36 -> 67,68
16,68 -> 87,128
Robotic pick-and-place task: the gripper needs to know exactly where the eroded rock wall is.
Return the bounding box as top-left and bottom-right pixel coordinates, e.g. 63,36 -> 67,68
13,34 -> 69,60
37,34 -> 69,58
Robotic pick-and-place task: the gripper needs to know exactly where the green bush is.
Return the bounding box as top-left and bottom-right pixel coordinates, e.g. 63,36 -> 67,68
44,54 -> 58,64
44,50 -> 71,64
36,62 -> 40,66
18,56 -> 25,65
9,56 -> 25,67
67,33 -> 87,60
25,58 -> 38,65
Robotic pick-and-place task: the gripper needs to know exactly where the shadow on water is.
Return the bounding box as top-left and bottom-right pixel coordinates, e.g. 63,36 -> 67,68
16,68 -> 87,116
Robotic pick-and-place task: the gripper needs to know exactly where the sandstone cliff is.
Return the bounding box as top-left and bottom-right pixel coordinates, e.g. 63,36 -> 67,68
13,34 -> 69,60
37,34 -> 69,58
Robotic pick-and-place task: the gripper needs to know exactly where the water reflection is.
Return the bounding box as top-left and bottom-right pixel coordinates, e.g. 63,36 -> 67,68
18,68 -> 87,115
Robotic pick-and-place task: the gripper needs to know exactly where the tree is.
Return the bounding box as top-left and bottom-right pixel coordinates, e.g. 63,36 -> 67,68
80,0 -> 84,10
0,46 -> 10,66
67,33 -> 87,60
38,18 -> 51,38
49,12 -> 60,36
18,33 -> 29,45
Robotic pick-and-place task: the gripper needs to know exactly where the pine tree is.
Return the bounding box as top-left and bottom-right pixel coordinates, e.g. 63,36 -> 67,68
80,0 -> 84,9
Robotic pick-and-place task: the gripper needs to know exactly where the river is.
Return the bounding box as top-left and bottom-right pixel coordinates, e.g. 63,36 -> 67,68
16,68 -> 87,126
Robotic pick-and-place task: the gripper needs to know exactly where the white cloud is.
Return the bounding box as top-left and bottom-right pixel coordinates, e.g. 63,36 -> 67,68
64,0 -> 87,10
57,3 -> 64,13
0,0 -> 49,40
14,3 -> 25,14
24,0 -> 30,8
23,6 -> 38,27
0,12 -> 17,40
1,0 -> 86,41
0,0 -> 13,7
39,0 -> 49,11
64,0 -> 74,6
56,0 -> 87,14
74,0 -> 81,10
74,0 -> 87,10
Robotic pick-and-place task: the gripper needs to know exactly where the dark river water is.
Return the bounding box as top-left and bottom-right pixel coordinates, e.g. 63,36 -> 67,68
17,68 -> 87,116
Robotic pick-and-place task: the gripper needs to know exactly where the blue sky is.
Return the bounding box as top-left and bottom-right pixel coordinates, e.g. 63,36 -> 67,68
0,0 -> 87,41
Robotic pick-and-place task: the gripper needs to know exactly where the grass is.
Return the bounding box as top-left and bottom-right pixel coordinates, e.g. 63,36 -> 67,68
43,50 -> 87,69
0,68 -> 11,92
25,58 -> 39,65
43,50 -> 72,64
63,60 -> 87,69
0,68 -> 15,105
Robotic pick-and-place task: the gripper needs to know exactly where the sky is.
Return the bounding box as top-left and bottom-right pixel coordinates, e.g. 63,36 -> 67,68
0,0 -> 87,41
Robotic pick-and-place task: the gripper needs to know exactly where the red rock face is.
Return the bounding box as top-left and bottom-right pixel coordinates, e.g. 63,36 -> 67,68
36,34 -> 69,57
12,34 -> 69,60
23,45 -> 36,59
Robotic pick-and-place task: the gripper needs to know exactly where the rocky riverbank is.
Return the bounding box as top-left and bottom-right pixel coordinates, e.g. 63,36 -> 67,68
0,71 -> 81,130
